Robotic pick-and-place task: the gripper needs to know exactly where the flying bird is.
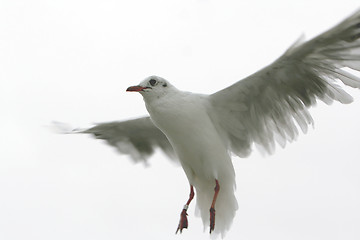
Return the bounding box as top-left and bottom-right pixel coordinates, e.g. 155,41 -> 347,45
61,10 -> 360,238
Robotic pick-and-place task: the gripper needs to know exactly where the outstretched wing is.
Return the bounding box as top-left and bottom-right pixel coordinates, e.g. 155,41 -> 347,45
209,10 -> 360,157
78,117 -> 175,164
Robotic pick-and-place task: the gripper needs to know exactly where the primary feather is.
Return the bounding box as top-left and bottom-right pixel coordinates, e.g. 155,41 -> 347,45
210,9 -> 360,156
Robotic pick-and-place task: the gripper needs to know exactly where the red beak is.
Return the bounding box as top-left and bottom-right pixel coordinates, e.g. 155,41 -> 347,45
126,85 -> 147,92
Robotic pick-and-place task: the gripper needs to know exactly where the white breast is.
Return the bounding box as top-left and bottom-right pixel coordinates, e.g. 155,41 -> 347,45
144,91 -> 234,186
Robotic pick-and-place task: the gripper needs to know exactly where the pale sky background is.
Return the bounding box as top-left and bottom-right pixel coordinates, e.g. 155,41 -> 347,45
1,1 -> 360,240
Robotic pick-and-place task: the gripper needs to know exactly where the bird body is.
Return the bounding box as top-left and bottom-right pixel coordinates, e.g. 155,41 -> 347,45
143,87 -> 229,184
60,9 -> 360,238
142,84 -> 238,236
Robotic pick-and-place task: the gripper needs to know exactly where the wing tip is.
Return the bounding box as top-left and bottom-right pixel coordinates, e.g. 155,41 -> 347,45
50,121 -> 86,134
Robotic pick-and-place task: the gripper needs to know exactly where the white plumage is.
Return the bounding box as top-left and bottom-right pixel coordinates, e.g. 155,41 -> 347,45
141,86 -> 238,236
62,9 -> 360,238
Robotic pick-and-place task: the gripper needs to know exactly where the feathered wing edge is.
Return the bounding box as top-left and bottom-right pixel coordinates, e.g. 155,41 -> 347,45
54,117 -> 176,164
209,9 -> 360,157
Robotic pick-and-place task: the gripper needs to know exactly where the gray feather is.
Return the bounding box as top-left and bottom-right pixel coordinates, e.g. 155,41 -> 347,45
209,9 -> 360,156
80,117 -> 175,164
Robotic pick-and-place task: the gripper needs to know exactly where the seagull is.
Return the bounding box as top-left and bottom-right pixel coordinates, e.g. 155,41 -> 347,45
61,10 -> 360,238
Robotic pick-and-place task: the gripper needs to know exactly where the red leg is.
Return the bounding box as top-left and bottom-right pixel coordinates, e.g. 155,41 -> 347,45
209,179 -> 220,234
176,185 -> 195,234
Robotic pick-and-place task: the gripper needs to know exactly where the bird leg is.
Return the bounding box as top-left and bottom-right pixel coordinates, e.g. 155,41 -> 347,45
176,185 -> 194,234
209,179 -> 220,234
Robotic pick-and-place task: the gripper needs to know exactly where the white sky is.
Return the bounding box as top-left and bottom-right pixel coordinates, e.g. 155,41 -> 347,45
1,1 -> 360,240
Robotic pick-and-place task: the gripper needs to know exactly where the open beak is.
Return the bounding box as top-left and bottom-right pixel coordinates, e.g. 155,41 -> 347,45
126,85 -> 148,92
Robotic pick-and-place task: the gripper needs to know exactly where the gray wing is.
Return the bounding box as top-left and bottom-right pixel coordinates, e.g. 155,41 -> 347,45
209,10 -> 360,157
80,117 -> 175,164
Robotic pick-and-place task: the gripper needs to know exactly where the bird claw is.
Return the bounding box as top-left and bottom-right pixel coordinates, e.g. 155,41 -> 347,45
176,209 -> 188,234
209,207 -> 215,234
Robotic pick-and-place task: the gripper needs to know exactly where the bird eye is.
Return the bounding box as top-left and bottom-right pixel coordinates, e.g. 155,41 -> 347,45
149,79 -> 157,86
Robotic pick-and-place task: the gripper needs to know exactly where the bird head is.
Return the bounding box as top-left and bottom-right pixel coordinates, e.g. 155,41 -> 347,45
126,76 -> 174,100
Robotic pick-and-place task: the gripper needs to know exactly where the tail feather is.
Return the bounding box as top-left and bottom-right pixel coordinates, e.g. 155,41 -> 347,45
195,186 -> 238,238
192,171 -> 238,238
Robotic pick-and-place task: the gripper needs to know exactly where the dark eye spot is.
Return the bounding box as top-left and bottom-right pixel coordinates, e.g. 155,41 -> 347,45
162,83 -> 167,87
149,79 -> 157,86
